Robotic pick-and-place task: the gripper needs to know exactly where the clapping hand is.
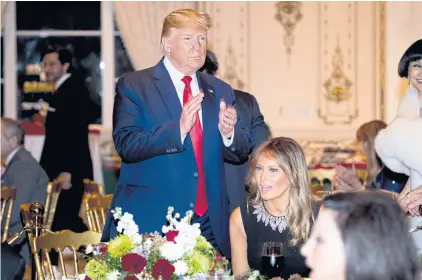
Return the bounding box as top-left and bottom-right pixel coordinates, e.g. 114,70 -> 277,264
218,99 -> 237,138
180,92 -> 204,137
58,172 -> 72,190
402,185 -> 422,216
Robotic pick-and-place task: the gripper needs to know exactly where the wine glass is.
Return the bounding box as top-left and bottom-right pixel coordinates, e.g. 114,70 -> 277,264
261,242 -> 284,278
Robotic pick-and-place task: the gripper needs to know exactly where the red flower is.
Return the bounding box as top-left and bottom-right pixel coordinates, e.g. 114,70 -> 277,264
123,276 -> 137,280
121,253 -> 147,274
100,245 -> 108,255
215,252 -> 222,263
165,230 -> 179,243
84,276 -> 91,280
152,259 -> 175,280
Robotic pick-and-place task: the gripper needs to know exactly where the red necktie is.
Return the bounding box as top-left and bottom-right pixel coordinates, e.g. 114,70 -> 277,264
181,76 -> 208,216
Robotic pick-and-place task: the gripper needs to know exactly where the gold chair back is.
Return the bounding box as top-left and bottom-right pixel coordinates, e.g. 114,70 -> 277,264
1,186 -> 17,242
84,194 -> 113,232
31,230 -> 102,280
79,179 -> 105,228
44,180 -> 62,228
21,179 -> 62,227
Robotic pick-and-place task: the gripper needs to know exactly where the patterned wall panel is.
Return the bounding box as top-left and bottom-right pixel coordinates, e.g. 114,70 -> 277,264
199,2 -> 249,91
274,1 -> 303,64
198,1 -> 383,140
317,2 -> 358,125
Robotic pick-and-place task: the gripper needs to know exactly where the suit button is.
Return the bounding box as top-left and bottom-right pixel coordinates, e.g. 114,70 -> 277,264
231,147 -> 235,152
190,203 -> 194,208
194,172 -> 198,177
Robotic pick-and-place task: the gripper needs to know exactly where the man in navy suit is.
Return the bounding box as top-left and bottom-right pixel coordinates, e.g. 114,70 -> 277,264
102,9 -> 251,258
200,51 -> 270,213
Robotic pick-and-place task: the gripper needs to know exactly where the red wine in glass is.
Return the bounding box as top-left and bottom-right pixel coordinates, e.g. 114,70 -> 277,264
261,242 -> 284,278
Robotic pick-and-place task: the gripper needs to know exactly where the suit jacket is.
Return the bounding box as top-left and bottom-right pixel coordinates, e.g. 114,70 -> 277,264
224,90 -> 269,213
40,74 -> 99,182
1,242 -> 26,280
102,59 -> 252,257
39,74 -> 99,233
1,147 -> 49,262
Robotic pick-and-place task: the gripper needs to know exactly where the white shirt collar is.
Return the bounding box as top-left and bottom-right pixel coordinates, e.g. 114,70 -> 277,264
163,57 -> 197,85
55,73 -> 71,91
6,147 -> 21,166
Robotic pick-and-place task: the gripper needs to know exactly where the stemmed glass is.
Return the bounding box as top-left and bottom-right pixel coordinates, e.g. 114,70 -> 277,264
261,242 -> 284,278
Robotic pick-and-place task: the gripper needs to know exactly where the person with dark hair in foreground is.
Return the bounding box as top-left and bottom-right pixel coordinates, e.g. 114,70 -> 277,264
301,191 -> 419,280
199,50 -> 270,213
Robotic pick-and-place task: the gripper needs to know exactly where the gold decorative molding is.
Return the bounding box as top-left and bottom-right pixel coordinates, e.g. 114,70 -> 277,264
274,1 -> 303,60
323,44 -> 352,103
222,39 -> 245,90
318,43 -> 357,125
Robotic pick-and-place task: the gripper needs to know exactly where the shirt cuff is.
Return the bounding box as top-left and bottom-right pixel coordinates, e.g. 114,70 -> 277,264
181,134 -> 187,145
221,129 -> 235,147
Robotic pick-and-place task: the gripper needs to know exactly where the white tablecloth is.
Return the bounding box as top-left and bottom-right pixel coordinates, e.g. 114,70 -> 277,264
24,127 -> 104,185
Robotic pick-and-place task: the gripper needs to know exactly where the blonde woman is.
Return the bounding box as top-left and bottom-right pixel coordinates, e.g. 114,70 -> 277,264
230,137 -> 318,279
335,120 -> 408,193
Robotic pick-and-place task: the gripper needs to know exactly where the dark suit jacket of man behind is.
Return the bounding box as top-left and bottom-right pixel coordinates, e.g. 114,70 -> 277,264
102,58 -> 252,258
40,73 -> 99,232
199,50 -> 270,213
225,90 -> 269,212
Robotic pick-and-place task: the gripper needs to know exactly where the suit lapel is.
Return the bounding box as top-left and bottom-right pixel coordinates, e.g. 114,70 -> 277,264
153,59 -> 182,120
197,72 -> 218,168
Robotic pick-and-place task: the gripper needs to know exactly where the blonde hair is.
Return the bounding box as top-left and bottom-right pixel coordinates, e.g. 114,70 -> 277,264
161,9 -> 212,40
356,120 -> 387,188
247,137 -> 313,245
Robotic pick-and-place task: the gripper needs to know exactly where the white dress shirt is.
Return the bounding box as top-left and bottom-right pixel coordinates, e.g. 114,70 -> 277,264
55,73 -> 71,91
6,147 -> 21,166
163,57 -> 233,146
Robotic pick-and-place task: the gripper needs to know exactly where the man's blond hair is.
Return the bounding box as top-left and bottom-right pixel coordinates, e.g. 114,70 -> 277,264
161,9 -> 212,40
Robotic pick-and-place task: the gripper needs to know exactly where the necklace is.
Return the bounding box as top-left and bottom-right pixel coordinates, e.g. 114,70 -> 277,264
252,202 -> 287,233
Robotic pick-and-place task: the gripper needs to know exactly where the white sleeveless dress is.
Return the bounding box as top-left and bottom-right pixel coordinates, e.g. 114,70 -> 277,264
375,87 -> 422,252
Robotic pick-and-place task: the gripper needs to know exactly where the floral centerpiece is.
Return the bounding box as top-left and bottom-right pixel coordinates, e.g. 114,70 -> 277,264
75,207 -> 264,280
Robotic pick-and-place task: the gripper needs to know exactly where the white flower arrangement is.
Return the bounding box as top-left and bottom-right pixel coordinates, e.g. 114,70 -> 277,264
62,206 -> 264,280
